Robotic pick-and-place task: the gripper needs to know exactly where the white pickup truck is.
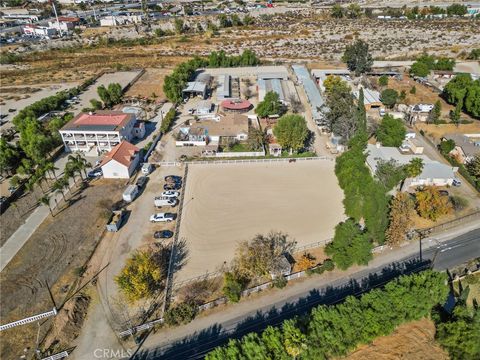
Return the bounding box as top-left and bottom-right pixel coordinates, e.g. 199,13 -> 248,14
154,196 -> 178,208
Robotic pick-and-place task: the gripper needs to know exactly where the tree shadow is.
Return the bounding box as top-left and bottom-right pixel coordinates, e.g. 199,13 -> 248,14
132,257 -> 431,359
172,237 -> 189,274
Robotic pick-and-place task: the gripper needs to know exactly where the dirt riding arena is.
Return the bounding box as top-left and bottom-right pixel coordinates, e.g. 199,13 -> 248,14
176,159 -> 345,282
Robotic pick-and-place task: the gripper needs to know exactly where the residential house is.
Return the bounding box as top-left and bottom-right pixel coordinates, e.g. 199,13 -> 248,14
408,104 -> 434,124
100,13 -> 143,26
100,141 -> 140,179
23,24 -> 57,38
356,86 -> 382,110
176,113 -> 250,146
444,133 -> 480,164
60,111 -> 137,154
366,144 -> 457,188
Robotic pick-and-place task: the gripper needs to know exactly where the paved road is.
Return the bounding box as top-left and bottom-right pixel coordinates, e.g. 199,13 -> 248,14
132,225 -> 480,360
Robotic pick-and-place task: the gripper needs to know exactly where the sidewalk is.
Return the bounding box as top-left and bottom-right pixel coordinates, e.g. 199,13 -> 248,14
0,206 -> 49,272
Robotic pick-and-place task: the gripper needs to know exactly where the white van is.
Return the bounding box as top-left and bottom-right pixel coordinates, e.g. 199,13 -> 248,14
141,163 -> 153,175
154,196 -> 178,208
123,185 -> 139,203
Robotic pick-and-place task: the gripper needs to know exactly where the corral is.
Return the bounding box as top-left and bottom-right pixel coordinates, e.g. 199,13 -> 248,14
175,159 -> 345,282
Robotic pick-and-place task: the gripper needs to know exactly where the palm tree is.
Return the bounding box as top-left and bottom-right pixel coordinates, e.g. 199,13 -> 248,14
68,154 -> 90,180
39,195 -> 54,217
44,161 -> 59,181
406,157 -> 424,178
52,179 -> 66,202
34,167 -> 47,193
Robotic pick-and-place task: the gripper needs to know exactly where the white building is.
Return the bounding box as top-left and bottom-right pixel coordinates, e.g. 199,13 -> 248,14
48,16 -> 79,32
100,13 -> 143,26
60,111 -> 137,154
100,141 -> 140,179
366,144 -> 457,188
23,24 -> 57,38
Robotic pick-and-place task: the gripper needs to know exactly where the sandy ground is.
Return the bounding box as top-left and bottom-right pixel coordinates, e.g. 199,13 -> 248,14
0,82 -> 78,130
416,122 -> 480,141
0,179 -> 124,359
71,70 -> 142,113
343,318 -> 448,360
175,160 -> 345,282
124,67 -> 171,100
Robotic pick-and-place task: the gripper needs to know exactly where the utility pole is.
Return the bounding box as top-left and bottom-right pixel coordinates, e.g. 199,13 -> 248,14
50,0 -> 63,37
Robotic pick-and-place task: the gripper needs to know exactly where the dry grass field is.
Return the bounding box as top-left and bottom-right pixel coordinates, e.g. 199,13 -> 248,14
176,160 -> 345,282
124,67 -> 171,100
344,318 -> 448,360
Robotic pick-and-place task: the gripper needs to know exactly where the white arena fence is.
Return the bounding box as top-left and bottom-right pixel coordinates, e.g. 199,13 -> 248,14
155,156 -> 334,167
0,308 -> 57,331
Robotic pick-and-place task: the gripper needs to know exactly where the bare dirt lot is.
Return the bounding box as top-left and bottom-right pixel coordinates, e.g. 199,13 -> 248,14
343,318 -> 448,360
176,160 -> 345,282
124,67 -> 171,100
0,179 -> 124,359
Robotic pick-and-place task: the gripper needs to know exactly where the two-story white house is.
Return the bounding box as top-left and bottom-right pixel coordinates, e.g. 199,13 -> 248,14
59,111 -> 137,154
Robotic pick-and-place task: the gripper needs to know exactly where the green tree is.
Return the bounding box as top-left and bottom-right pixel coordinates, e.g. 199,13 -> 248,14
410,86 -> 417,94
323,75 -> 350,95
376,114 -> 406,147
342,39 -> 373,76
436,301 -> 480,359
375,159 -> 407,189
222,272 -> 245,303
164,301 -> 198,326
378,75 -> 389,87
39,195 -> 53,216
405,157 -> 424,177
410,61 -> 430,77
282,319 -> 307,357
356,87 -> 367,132
439,139 -> 456,155
429,100 -> 442,124
325,219 -> 373,270
322,84 -> 358,142
0,138 -> 21,176
446,3 -> 467,16
255,91 -> 284,118
346,3 -> 362,18
272,114 -> 309,154
380,89 -> 399,109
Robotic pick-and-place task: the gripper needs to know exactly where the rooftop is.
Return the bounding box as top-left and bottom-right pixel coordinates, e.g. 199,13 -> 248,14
191,113 -> 249,137
221,99 -> 252,111
292,65 -> 324,120
366,144 -> 456,180
444,134 -> 480,158
100,141 -> 139,168
61,111 -> 134,132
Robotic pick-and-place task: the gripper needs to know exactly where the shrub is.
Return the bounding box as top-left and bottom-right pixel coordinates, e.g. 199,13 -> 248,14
272,276 -> 288,289
164,301 -> 198,326
323,259 -> 335,271
222,272 -> 245,303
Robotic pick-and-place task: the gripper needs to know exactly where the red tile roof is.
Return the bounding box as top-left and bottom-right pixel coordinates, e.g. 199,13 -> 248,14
62,111 -> 134,131
57,16 -> 80,23
100,141 -> 139,168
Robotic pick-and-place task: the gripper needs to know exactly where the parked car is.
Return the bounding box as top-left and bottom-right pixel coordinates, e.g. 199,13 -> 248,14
452,178 -> 462,187
88,168 -> 103,178
164,183 -> 181,191
150,213 -> 175,222
439,190 -> 449,197
161,191 -> 180,198
142,163 -> 153,175
154,197 -> 178,207
8,186 -> 16,193
136,176 -> 148,189
154,230 -> 174,239
165,175 -> 182,182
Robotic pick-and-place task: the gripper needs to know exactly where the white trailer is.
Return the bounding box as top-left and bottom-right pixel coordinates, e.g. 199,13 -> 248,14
123,185 -> 139,203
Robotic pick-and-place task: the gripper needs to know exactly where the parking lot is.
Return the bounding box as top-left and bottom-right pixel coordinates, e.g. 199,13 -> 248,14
99,163 -> 185,306
175,159 -> 345,282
